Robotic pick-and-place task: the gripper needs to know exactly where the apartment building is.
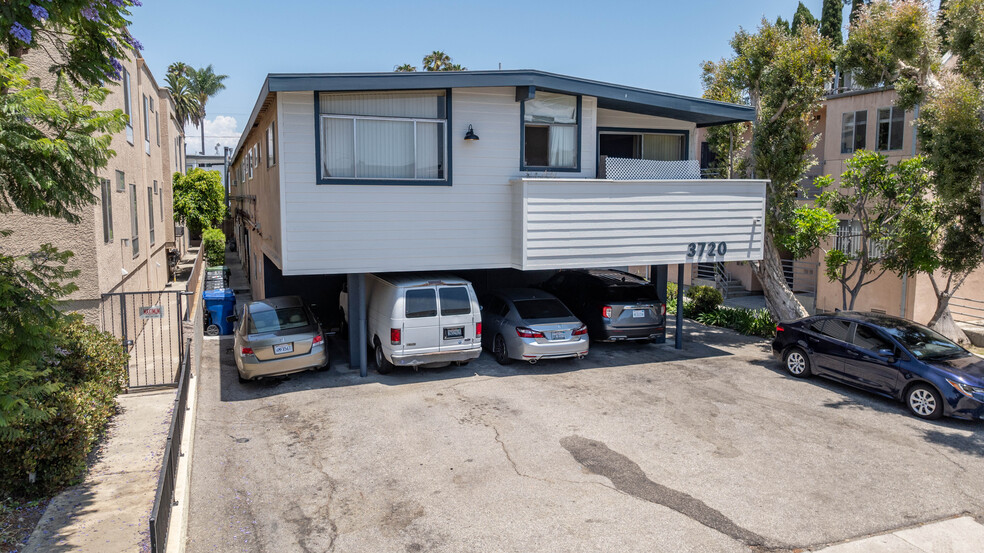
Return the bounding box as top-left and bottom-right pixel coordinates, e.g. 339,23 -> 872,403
0,51 -> 186,325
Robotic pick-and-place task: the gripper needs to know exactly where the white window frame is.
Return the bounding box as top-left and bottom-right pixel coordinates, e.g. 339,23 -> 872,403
266,123 -> 276,168
123,68 -> 133,144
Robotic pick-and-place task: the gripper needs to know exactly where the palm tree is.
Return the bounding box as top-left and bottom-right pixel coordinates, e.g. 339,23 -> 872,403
422,51 -> 451,72
164,65 -> 197,129
394,63 -> 417,72
444,63 -> 467,72
188,64 -> 228,155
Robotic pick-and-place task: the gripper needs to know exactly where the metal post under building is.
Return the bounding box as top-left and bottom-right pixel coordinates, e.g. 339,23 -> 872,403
675,264 -> 684,350
346,273 -> 368,377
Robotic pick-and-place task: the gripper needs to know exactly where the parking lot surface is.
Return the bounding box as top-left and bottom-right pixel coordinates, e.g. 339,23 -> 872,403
185,324 -> 984,553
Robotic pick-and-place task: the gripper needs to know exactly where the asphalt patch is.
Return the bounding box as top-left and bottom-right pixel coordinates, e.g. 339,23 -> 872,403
560,435 -> 778,550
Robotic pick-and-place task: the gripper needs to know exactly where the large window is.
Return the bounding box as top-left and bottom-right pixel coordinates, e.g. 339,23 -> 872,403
877,107 -> 904,151
129,183 -> 139,257
840,110 -> 867,154
318,90 -> 448,183
100,178 -> 113,243
599,131 -> 687,161
123,68 -> 133,144
147,187 -> 155,246
523,91 -> 579,170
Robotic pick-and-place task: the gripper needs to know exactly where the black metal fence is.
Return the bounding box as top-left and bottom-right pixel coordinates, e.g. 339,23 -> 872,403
101,290 -> 187,388
149,337 -> 192,553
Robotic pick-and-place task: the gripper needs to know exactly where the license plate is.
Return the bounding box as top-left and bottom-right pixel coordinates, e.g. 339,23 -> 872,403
273,343 -> 294,355
633,310 -> 646,318
444,327 -> 463,339
551,331 -> 566,341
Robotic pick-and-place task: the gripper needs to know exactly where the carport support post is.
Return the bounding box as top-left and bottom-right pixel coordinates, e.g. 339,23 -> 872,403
675,264 -> 684,350
347,273 -> 368,377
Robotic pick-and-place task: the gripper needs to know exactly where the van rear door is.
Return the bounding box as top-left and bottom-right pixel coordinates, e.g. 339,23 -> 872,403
402,288 -> 440,355
437,286 -> 475,353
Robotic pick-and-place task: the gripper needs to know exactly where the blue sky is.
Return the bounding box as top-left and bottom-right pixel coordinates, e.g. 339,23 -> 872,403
127,1 -> 938,154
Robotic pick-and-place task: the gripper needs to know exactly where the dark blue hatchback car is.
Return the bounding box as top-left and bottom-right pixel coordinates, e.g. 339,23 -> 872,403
772,312 -> 984,420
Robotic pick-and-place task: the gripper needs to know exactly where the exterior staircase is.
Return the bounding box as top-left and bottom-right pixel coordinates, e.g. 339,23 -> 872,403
695,262 -> 751,299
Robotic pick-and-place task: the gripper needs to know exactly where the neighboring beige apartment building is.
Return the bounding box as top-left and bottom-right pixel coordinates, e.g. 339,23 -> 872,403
0,50 -> 186,325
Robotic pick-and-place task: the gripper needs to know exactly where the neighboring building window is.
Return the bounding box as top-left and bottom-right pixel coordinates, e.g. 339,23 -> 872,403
123,68 -> 133,144
253,144 -> 260,168
116,169 -> 125,192
840,110 -> 867,154
318,90 -> 448,182
147,187 -> 155,246
248,150 -> 253,179
266,123 -> 276,167
877,107 -> 904,151
143,95 -> 150,154
100,178 -> 113,243
129,184 -> 139,257
522,91 -> 580,170
155,110 -> 160,146
835,219 -> 883,259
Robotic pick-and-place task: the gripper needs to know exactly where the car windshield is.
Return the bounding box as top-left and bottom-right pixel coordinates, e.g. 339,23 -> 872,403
513,299 -> 572,320
248,306 -> 311,334
880,321 -> 966,360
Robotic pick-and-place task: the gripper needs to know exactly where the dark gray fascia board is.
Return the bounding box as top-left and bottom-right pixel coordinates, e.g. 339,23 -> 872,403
232,76 -> 270,162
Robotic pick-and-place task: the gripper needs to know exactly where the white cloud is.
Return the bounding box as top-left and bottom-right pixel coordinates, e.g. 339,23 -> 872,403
184,115 -> 241,155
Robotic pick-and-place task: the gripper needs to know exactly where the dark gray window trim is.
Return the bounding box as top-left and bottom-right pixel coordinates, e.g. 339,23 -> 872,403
313,89 -> 453,187
596,127 -> 691,162
876,106 -> 904,152
520,92 -> 582,173
841,110 -> 867,154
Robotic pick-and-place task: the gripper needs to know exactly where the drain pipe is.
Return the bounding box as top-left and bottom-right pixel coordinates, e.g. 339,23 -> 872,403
675,264 -> 684,349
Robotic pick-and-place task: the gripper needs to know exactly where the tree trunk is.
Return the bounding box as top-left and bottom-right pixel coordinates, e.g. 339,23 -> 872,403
754,233 -> 809,322
928,296 -> 970,345
200,120 -> 206,155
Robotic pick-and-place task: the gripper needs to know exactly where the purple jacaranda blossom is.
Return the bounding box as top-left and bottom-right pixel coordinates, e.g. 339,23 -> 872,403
106,57 -> 123,80
81,6 -> 99,21
30,4 -> 48,21
124,34 -> 143,51
133,1 -> 143,6
9,22 -> 31,44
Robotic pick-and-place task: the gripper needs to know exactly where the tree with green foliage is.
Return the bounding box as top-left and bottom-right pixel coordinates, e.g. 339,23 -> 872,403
792,2 -> 819,34
0,1 -> 141,88
164,62 -> 198,129
850,0 -> 867,24
702,20 -> 835,322
938,0 -> 951,52
700,60 -> 751,179
820,0 -> 844,45
421,51 -> 466,71
187,64 -> 228,156
394,63 -> 417,72
172,168 -> 227,236
809,152 -> 932,311
837,0 -> 984,341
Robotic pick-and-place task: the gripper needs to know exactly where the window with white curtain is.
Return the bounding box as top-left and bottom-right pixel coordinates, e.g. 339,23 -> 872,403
319,90 -> 447,181
523,92 -> 579,170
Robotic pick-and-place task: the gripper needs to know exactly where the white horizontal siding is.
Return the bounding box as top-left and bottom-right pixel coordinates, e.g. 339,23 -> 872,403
515,178 -> 766,270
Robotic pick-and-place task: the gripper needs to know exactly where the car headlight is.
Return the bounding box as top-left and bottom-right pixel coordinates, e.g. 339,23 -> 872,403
946,379 -> 984,399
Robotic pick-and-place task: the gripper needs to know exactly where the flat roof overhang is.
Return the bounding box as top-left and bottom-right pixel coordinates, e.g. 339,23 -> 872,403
232,70 -> 754,160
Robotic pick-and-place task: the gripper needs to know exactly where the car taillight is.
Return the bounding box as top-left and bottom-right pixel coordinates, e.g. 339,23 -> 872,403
476,322 -> 482,338
241,347 -> 254,355
775,325 -> 784,333
572,325 -> 588,336
390,328 -> 401,345
602,306 -> 612,318
516,326 -> 545,339
660,303 -> 666,316
313,334 -> 323,345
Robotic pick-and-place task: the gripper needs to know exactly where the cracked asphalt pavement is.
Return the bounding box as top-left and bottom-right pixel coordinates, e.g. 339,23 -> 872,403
185,323 -> 984,553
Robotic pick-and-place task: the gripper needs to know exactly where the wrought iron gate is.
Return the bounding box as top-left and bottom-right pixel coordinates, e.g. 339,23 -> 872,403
100,290 -> 187,389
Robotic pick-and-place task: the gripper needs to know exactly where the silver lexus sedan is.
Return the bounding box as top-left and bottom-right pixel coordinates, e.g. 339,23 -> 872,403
480,289 -> 588,365
228,296 -> 328,382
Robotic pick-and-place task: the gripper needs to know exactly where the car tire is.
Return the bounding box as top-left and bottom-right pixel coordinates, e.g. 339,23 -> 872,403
237,372 -> 249,384
494,334 -> 512,365
783,347 -> 812,378
906,383 -> 944,420
453,360 -> 469,366
374,338 -> 393,374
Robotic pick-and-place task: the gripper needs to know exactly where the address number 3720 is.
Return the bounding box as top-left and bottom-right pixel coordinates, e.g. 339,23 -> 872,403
686,242 -> 727,258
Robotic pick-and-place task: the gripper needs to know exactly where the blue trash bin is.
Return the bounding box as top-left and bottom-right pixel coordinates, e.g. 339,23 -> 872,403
203,288 -> 237,336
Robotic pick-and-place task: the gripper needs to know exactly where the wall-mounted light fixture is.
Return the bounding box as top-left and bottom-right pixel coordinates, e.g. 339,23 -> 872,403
464,124 -> 479,141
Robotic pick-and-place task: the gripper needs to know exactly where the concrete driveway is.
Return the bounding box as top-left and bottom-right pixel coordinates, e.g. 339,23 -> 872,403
185,323 -> 984,553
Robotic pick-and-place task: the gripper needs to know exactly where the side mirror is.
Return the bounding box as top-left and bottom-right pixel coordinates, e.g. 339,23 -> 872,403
877,348 -> 896,361
226,315 -> 239,323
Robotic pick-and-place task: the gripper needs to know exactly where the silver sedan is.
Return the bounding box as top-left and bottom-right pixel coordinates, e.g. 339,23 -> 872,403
480,289 -> 588,365
228,296 -> 328,382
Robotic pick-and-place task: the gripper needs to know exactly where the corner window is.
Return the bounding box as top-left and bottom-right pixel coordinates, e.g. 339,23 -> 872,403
266,123 -> 277,167
100,178 -> 113,243
522,91 -> 579,170
123,68 -> 133,144
318,90 -> 448,183
877,107 -> 904,151
840,110 -> 867,154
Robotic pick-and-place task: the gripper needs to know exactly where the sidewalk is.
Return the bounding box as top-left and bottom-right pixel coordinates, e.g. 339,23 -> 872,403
814,516 -> 984,552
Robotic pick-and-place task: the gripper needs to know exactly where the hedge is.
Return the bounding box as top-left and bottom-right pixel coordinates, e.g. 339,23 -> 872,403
0,317 -> 128,498
202,227 -> 226,267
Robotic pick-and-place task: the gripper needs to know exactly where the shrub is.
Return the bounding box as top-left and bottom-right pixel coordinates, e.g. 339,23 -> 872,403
0,317 -> 128,498
202,227 -> 226,266
687,285 -> 723,317
695,306 -> 776,338
666,282 -> 678,315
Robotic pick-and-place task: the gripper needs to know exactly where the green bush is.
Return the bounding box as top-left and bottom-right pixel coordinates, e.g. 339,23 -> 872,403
666,282 -> 678,315
696,306 -> 776,338
0,317 -> 128,498
202,227 -> 226,266
687,285 -> 723,317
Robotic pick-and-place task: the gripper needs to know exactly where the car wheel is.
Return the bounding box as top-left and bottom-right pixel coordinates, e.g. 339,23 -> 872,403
783,347 -> 812,378
453,360 -> 469,366
906,384 -> 943,420
237,372 -> 249,384
494,335 -> 512,365
205,324 -> 221,336
374,338 -> 393,374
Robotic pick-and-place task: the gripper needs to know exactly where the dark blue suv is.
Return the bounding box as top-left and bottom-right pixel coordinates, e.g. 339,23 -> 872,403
772,311 -> 984,420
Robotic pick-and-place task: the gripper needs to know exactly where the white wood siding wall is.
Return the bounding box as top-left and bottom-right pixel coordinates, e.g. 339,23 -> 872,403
514,178 -> 766,270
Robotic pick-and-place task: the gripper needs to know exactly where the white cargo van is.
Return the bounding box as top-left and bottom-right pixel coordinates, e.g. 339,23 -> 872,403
341,274 -> 482,373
